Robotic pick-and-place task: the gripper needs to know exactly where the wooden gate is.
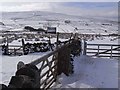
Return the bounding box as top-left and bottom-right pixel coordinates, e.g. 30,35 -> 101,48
86,43 -> 120,58
24,39 -> 81,89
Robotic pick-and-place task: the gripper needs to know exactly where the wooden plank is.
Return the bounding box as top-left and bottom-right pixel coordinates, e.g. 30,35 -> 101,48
40,73 -> 53,86
97,55 -> 120,57
38,59 -> 55,72
87,44 -> 120,46
30,51 -> 57,65
88,55 -> 120,57
44,76 -> 54,87
87,48 -> 120,51
99,53 -> 120,55
101,53 -> 120,55
40,65 -> 56,79
87,52 -> 98,53
87,52 -> 120,55
39,60 -> 45,72
40,64 -> 56,79
9,45 -> 22,47
45,77 -> 55,89
8,48 -> 21,50
87,48 -> 109,50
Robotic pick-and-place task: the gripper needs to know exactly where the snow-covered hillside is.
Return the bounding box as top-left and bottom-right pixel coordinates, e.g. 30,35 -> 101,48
1,11 -> 118,35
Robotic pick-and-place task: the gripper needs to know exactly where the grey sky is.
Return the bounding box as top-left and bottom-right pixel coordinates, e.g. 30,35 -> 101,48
0,1 -> 118,20
0,0 -> 119,2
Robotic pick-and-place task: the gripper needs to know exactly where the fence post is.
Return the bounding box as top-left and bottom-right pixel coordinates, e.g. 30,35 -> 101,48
14,48 -> 16,55
6,37 -> 9,55
83,39 -> 87,55
111,45 -> 113,58
98,45 -> 100,57
57,46 -> 71,76
48,36 -> 53,51
22,39 -> 25,55
56,32 -> 59,48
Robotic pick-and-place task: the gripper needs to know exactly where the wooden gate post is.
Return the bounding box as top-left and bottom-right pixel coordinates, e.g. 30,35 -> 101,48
57,46 -> 71,76
48,36 -> 53,51
56,32 -> 59,48
83,39 -> 87,55
98,45 -> 100,57
22,39 -> 25,55
4,37 -> 9,55
111,45 -> 113,58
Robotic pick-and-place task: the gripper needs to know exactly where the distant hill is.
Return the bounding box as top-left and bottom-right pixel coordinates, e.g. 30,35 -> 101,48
1,11 -> 118,34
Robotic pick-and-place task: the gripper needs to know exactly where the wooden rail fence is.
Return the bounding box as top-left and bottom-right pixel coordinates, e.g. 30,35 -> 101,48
86,43 -> 120,58
8,45 -> 23,55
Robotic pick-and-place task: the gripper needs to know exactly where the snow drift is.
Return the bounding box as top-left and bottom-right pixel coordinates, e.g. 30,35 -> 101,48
54,55 -> 118,88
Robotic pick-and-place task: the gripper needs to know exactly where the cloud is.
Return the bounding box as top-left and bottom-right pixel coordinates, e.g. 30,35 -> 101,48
0,2 -> 118,20
1,2 -> 52,12
50,2 -> 118,19
0,0 -> 119,2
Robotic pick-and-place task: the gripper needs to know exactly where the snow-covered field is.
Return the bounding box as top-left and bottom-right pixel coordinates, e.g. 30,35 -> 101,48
87,36 -> 118,44
1,11 -> 118,35
0,11 -> 119,88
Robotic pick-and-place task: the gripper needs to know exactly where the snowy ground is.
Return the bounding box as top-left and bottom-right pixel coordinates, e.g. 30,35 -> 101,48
54,55 -> 118,88
118,61 -> 120,88
87,36 -> 118,44
0,53 -> 118,88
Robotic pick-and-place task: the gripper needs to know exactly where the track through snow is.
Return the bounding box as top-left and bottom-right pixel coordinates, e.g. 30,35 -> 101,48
54,55 -> 118,88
